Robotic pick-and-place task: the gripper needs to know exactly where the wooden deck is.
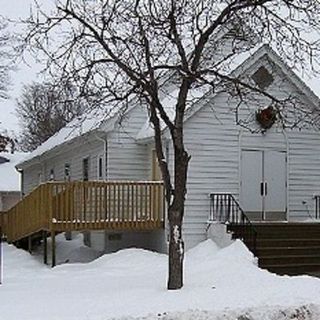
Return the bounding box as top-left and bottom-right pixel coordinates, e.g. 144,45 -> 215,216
0,181 -> 165,243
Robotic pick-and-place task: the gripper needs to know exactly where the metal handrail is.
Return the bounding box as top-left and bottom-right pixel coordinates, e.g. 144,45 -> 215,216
314,195 -> 320,220
209,193 -> 257,254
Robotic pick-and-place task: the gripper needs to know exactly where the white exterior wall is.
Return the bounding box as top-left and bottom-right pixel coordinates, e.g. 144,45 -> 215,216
287,131 -> 320,220
22,136 -> 105,195
168,59 -> 320,250
23,163 -> 42,195
43,137 -> 105,182
100,105 -> 168,252
107,105 -> 149,181
94,230 -> 166,253
21,105 -> 150,192
170,92 -> 240,249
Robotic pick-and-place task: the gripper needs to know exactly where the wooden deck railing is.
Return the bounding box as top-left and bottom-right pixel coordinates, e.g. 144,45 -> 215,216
2,181 -> 165,243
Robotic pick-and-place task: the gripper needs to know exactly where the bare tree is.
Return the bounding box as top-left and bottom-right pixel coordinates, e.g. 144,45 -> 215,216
0,132 -> 15,153
0,17 -> 14,101
17,81 -> 84,151
23,0 -> 320,289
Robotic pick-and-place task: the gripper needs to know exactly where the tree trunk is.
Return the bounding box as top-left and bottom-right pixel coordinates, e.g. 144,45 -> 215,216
167,207 -> 184,289
167,146 -> 189,290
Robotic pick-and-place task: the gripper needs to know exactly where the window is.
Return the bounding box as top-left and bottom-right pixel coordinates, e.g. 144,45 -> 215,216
83,158 -> 89,181
97,156 -> 103,180
49,169 -> 55,181
252,66 -> 274,90
64,163 -> 71,181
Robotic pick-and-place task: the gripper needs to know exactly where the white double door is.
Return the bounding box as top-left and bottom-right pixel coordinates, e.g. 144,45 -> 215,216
240,150 -> 287,220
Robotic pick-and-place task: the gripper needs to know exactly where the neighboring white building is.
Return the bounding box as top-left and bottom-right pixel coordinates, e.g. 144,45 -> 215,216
0,152 -> 27,211
15,44 -> 320,252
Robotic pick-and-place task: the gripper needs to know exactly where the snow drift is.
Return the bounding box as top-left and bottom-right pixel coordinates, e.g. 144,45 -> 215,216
0,236 -> 320,320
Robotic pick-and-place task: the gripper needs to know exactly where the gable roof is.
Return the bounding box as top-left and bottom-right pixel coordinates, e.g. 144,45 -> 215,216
186,44 -> 320,123
136,44 -> 320,141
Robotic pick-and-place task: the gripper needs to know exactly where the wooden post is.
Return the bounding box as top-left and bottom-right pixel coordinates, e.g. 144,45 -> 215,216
0,227 -> 2,285
51,230 -> 56,268
43,231 -> 47,265
28,236 -> 32,254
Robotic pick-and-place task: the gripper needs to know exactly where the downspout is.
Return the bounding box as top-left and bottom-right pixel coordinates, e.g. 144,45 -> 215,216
281,129 -> 289,221
94,133 -> 108,252
16,168 -> 24,198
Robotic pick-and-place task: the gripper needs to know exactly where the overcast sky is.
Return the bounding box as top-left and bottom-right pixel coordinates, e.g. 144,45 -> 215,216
0,0 -> 55,135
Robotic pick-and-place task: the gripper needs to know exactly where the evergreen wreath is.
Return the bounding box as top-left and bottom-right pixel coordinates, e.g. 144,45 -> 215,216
256,106 -> 277,130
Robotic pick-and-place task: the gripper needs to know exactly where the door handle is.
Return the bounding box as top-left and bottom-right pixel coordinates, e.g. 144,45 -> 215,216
260,182 -> 264,196
264,182 -> 267,196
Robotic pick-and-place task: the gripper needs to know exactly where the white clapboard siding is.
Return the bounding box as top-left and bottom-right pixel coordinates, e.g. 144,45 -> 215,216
43,136 -> 104,182
23,163 -> 42,195
107,105 -> 149,181
167,58 -> 320,249
167,92 -> 241,250
21,136 -> 105,195
287,131 -> 320,220
21,104 -> 149,194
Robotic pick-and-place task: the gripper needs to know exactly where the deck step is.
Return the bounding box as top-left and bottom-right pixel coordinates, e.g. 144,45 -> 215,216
231,230 -> 320,239
259,254 -> 320,266
255,239 -> 320,247
256,246 -> 320,256
262,263 -> 320,276
228,223 -> 320,275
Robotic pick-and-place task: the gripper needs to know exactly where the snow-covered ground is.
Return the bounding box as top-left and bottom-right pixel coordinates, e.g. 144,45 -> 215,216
1,235 -> 320,320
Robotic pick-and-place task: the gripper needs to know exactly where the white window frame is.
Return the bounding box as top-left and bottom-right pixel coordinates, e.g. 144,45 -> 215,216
97,154 -> 105,180
64,163 -> 71,181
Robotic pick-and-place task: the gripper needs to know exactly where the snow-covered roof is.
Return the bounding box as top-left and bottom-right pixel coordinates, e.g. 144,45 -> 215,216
136,45 -> 264,141
17,105 -> 122,167
136,43 -> 320,141
0,152 -> 28,192
136,87 -> 205,141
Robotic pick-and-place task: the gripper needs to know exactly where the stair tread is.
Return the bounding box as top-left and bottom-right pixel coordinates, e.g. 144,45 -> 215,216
229,221 -> 320,275
257,238 -> 320,241
260,254 -> 320,258
262,262 -> 320,267
257,246 -> 320,249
